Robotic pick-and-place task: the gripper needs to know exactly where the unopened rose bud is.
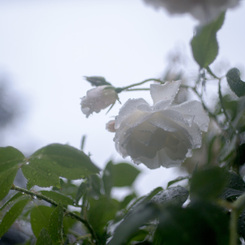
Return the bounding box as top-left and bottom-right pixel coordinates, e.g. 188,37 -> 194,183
106,120 -> 116,132
81,86 -> 118,117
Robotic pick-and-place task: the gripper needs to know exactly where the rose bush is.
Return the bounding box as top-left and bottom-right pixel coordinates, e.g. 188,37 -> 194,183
81,85 -> 118,117
113,81 -> 209,169
143,0 -> 240,24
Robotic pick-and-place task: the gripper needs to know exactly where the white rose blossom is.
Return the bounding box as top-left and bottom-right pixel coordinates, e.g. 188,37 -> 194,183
113,81 -> 209,169
81,85 -> 118,118
143,0 -> 240,24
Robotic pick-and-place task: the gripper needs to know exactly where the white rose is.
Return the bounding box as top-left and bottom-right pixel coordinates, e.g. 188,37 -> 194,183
113,81 -> 209,169
81,86 -> 118,117
143,0 -> 240,24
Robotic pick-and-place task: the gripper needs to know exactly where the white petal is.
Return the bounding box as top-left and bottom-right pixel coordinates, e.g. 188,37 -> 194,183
150,81 -> 181,106
171,100 -> 210,131
114,98 -> 150,129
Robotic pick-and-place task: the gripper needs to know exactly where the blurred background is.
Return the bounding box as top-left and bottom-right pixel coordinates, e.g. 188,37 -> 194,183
0,0 -> 244,196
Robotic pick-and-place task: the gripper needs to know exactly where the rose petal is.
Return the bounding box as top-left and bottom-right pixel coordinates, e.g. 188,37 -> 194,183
114,98 -> 150,129
171,100 -> 210,131
150,81 -> 181,105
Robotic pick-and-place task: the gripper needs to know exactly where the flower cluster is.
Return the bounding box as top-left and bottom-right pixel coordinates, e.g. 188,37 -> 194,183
81,80 -> 209,169
143,0 -> 240,24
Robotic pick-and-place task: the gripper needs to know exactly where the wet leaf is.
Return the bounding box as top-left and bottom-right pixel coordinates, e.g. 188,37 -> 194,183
0,147 -> 25,200
36,228 -> 53,245
191,12 -> 225,68
190,167 -> 227,200
103,161 -> 140,197
31,205 -> 53,237
151,186 -> 188,206
0,196 -> 30,237
167,176 -> 189,188
154,201 -> 229,245
48,206 -> 63,244
226,68 -> 245,97
22,144 -> 100,188
40,191 -> 74,207
87,196 -> 119,236
108,202 -> 159,245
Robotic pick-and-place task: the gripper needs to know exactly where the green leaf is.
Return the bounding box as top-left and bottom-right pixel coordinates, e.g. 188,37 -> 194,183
102,161 -> 113,197
22,144 -> 100,188
151,186 -> 188,206
190,167 -> 228,200
0,196 -> 30,237
36,228 -> 53,245
108,202 -> 159,245
191,12 -> 225,68
84,76 -> 111,86
48,206 -> 63,244
167,176 -> 189,188
63,215 -> 77,234
40,191 -> 74,207
127,187 -> 163,216
22,158 -> 61,188
111,162 -> 140,187
119,193 -> 137,209
31,205 -> 53,237
103,161 -> 140,194
154,201 -> 229,245
221,172 -> 245,201
75,181 -> 88,204
0,192 -> 23,211
226,68 -> 245,97
87,196 -> 119,236
226,171 -> 245,191
0,147 -> 25,200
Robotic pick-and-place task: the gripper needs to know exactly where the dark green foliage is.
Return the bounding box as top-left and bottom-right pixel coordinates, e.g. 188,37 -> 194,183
226,68 -> 245,97
108,202 -> 159,245
154,202 -> 229,245
190,167 -> 228,200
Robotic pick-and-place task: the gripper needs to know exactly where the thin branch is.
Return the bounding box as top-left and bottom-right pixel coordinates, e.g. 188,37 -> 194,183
115,78 -> 163,93
11,185 -> 98,244
206,66 -> 220,80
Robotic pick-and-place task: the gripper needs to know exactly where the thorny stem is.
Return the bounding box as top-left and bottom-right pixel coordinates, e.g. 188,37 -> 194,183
218,200 -> 239,245
11,185 -> 98,244
207,67 -> 236,137
206,66 -> 220,80
115,78 -> 163,93
230,209 -> 239,245
184,84 -> 224,132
